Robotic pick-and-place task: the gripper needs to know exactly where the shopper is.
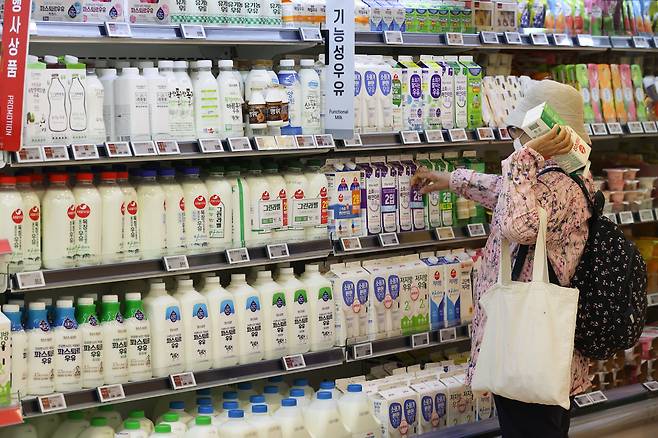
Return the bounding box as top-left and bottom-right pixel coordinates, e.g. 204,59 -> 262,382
411,80 -> 592,438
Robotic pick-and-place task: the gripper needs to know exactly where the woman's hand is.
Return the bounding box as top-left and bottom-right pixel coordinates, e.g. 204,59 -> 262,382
524,124 -> 572,158
411,167 -> 451,194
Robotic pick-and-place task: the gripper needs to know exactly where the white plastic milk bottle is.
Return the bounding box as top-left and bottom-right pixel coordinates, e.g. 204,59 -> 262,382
277,268 -> 310,354
228,166 -> 251,248
200,276 -> 239,368
100,295 -> 129,384
225,274 -> 264,364
174,279 -> 213,372
218,410 -> 257,438
73,173 -> 102,266
157,60 -> 181,140
159,168 -> 186,256
41,173 -> 77,269
137,169 -> 166,260
26,302 -> 55,395
128,410 -> 154,434
193,60 -> 221,139
143,282 -> 185,376
300,264 -> 335,352
303,392 -> 350,438
299,59 -> 322,134
184,416 -> 217,438
263,386 -> 283,412
116,420 -> 149,438
245,167 -> 275,246
181,167 -> 210,252
278,59 -> 302,132
16,175 -> 41,271
217,60 -> 244,138
250,270 -> 288,359
53,299 -> 82,392
98,171 -> 124,264
143,67 -> 171,140
85,68 -> 107,144
76,297 -> 104,388
262,163 -> 288,244
114,67 -> 151,141
77,418 -> 114,438
117,171 -> 141,261
303,160 -> 329,241
124,293 -> 152,382
158,413 -> 188,437
248,405 -> 282,438
3,304 -> 27,397
277,399 -> 311,438
173,60 -> 197,140
98,68 -> 117,141
0,176 -> 23,273
51,411 -> 89,438
284,163 -> 309,242
204,167 -> 233,251
337,384 -> 382,437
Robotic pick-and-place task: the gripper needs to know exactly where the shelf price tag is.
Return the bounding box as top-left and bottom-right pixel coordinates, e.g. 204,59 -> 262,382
105,21 -> 132,38
627,121 -> 644,134
378,232 -> 399,247
198,138 -> 225,153
267,243 -> 290,260
424,129 -> 445,143
633,36 -> 650,48
300,27 -> 322,42
553,33 -> 572,46
643,121 -> 658,133
504,31 -> 522,44
97,384 -> 126,402
400,130 -> 421,145
105,141 -> 132,157
497,127 -> 512,140
226,247 -> 250,264
170,372 -> 197,390
531,33 -> 549,45
654,36 -> 658,48
448,128 -> 467,142
384,30 -> 403,45
130,141 -> 157,156
155,140 -> 180,155
42,145 -> 69,161
468,323 -> 472,338
340,237 -> 362,252
648,293 -> 658,307
275,135 -> 298,149
577,34 -> 594,46
618,211 -> 635,224
606,122 -> 623,134
253,136 -> 277,150
342,134 -> 363,147
352,342 -> 373,360
574,393 -> 593,407
639,209 -> 655,222
295,135 -> 317,149
15,270 -> 46,289
475,127 -> 495,141
435,227 -> 456,241
411,332 -> 430,348
439,327 -> 457,343
227,137 -> 252,152
15,146 -> 44,163
603,212 -> 618,224
480,31 -> 498,44
588,390 -> 607,404
37,393 -> 67,413
445,32 -> 464,46
591,123 -> 608,136
643,381 -> 658,391
163,255 -> 189,272
314,134 -> 335,148
654,207 -> 658,219
180,24 -> 206,39
282,354 -> 307,371
467,223 -> 487,237
584,124 -> 593,136
72,143 -> 100,160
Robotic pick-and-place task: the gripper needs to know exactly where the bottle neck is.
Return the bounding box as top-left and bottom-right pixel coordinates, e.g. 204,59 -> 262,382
54,307 -> 78,329
124,300 -> 146,319
27,309 -> 49,330
101,302 -> 122,323
76,304 -> 99,325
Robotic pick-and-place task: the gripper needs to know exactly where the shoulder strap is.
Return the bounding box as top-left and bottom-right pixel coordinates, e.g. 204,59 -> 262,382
511,244 -> 560,284
538,166 -> 596,213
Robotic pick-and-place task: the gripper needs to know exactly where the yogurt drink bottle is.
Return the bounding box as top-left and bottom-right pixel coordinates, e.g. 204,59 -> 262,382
124,293 -> 152,382
159,168 -> 186,256
192,60 -> 221,139
100,295 -> 128,384
226,273 -> 264,364
337,384 -> 381,437
303,161 -> 329,241
216,60 -> 244,138
277,398 -> 311,438
205,167 -> 233,251
283,163 -> 309,242
227,166 -> 251,248
137,169 -> 166,260
76,297 -> 104,388
181,168 -> 210,252
245,167 -> 275,246
73,173 -> 102,266
263,386 -> 283,412
262,163 -> 288,244
218,410 -> 257,438
128,410 -> 155,434
250,270 -> 288,360
117,171 -> 141,261
303,392 -> 349,438
96,404 -> 123,429
78,418 -> 114,438
51,411 -> 89,438
248,405 -> 282,438
98,171 -> 124,264
143,282 -> 185,376
26,302 -> 55,395
3,304 -> 27,397
199,276 -> 239,368
174,279 -> 213,372
300,264 -> 335,352
116,420 -> 149,438
53,299 -> 82,392
173,60 -> 197,141
41,173 -> 77,269
16,175 -> 41,271
150,424 -> 176,438
277,267 -> 310,354
299,59 -> 322,134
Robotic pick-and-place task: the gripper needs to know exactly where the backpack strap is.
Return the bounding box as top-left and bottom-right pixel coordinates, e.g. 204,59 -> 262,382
537,166 -> 603,219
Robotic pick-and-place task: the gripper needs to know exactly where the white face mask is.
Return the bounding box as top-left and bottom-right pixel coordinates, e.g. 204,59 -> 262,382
513,137 -> 524,151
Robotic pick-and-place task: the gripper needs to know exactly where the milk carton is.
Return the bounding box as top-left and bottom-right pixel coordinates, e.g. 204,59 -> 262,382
398,56 -> 424,131
388,155 -> 412,233
443,256 -> 462,328
430,153 -> 454,227
383,56 -> 404,131
422,256 -> 446,331
363,260 -> 400,339
372,385 -> 419,437
418,55 -> 443,130
23,57 -> 49,146
435,57 -> 455,130
411,379 -> 448,433
444,56 -> 468,128
458,56 -> 483,129
402,156 -> 425,231
450,374 -> 475,425
453,250 -> 474,324
127,0 -> 171,24
82,0 -> 125,22
356,157 -> 383,235
33,0 -> 83,21
398,255 -> 430,335
0,312 -> 10,406
475,391 -> 495,422
416,154 -> 441,229
326,264 -> 370,345
374,157 -> 399,233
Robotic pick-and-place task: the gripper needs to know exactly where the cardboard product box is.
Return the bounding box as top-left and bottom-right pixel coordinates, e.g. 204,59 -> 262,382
398,255 -> 430,335
453,250 -> 474,324
398,56 -> 424,131
63,57 -> 88,145
23,57 -> 49,147
32,0 -> 83,21
444,56 -> 468,129
363,259 -> 402,338
416,153 -> 442,229
326,263 -> 371,345
383,56 -> 405,131
422,256 -> 447,331
474,0 -> 495,30
574,64 -> 595,124
0,312 -> 10,406
356,157 -> 383,235
493,0 -> 516,31
372,385 -> 420,437
610,64 -> 627,124
631,64 -> 648,122
443,375 -> 475,426
619,64 -> 637,122
598,64 -> 617,123
458,56 -> 484,129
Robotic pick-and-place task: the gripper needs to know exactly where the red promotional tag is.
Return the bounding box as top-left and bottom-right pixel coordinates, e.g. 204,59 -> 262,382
0,0 -> 31,151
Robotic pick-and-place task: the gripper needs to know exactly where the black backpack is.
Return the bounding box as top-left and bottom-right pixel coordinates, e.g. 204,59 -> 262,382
512,167 -> 648,360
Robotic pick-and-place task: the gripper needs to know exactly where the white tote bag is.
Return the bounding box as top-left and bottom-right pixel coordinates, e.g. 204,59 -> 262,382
471,208 -> 579,409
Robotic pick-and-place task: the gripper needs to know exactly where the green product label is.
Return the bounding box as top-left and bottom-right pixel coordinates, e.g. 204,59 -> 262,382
318,287 -> 333,301
272,292 -> 287,309
293,289 -> 308,305
392,78 -> 402,107
401,316 -> 413,335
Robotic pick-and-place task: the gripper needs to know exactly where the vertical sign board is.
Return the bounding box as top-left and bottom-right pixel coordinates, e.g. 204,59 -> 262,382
325,0 -> 355,140
0,0 -> 31,151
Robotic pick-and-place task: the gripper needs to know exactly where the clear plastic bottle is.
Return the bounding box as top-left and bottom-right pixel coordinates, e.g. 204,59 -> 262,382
98,68 -> 117,141
250,270 -> 288,359
26,301 -> 55,395
174,279 -> 213,372
303,392 -> 349,438
218,410 -> 257,438
51,411 -> 90,438
205,166 -> 233,251
73,172 -> 102,266
0,176 -> 24,273
100,295 -> 128,384
76,297 -> 104,388
41,173 -> 77,269
200,276 -> 239,368
336,384 -> 381,437
159,168 -> 187,256
181,167 -> 210,252
137,169 -> 166,260
98,171 -> 124,264
53,299 -> 82,392
123,293 -> 152,382
216,60 -> 244,138
225,274 -> 264,364
3,304 -> 27,397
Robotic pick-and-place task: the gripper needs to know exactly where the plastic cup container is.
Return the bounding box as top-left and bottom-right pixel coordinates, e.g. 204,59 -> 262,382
638,177 -> 657,190
624,180 -> 640,191
624,168 -> 640,179
603,169 -> 625,191
624,191 -> 642,202
610,191 -> 624,203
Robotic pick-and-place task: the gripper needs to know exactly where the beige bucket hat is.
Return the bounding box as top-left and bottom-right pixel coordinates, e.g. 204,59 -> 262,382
505,79 -> 592,145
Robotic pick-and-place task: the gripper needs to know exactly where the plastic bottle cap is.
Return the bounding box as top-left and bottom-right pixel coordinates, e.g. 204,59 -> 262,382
64,55 -> 79,64
237,382 -> 252,390
305,264 -> 320,273
100,171 -> 117,180
264,385 -> 278,394
77,297 -> 94,306
197,397 -> 213,406
68,411 -> 85,420
56,300 -> 73,308
280,59 -> 295,68
290,389 -> 305,397
122,67 -> 139,74
125,292 -> 142,301
249,395 -> 265,404
228,410 -> 244,419
169,401 -> 185,410
300,59 -> 314,67
158,60 -> 174,68
198,405 -> 214,415
28,302 -> 46,310
196,416 -> 212,426
223,391 -> 238,399
2,304 -> 19,313
197,388 -> 212,396
252,404 -> 267,414
124,420 -> 141,430
218,59 -> 234,68
155,424 -> 172,434
173,60 -> 188,68
91,417 -> 108,427
102,295 -> 119,303
44,55 -> 58,64
293,378 -> 309,387
320,381 -> 335,390
268,376 -> 283,383
76,172 -> 94,182
141,169 -> 157,178
281,398 -> 297,407
129,410 -> 145,419
162,413 -> 179,423
223,401 -> 239,410
317,391 -> 332,400
347,384 -> 363,393
197,60 -> 212,68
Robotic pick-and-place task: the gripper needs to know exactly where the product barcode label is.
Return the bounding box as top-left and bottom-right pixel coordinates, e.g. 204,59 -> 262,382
37,393 -> 67,413
105,141 -> 132,157
411,332 -> 430,348
15,146 -> 44,163
226,247 -> 250,264
352,342 -> 373,359
199,138 -> 225,153
267,243 -> 290,259
291,198 -> 322,227
170,372 -> 197,390
155,140 -> 180,155
643,121 -> 658,133
439,327 -> 457,343
643,381 -> 658,391
163,255 -> 189,272
282,354 -> 307,371
15,270 -> 45,289
97,384 -> 126,402
258,199 -> 284,230
42,145 -> 69,161
591,123 -> 608,135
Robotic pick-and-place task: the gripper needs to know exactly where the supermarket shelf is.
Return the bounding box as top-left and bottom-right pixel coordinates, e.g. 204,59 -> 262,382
20,347 -> 346,418
7,239 -> 333,293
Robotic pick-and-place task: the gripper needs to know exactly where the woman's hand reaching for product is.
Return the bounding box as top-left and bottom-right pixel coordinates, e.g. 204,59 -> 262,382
523,124 -> 572,159
411,167 -> 451,194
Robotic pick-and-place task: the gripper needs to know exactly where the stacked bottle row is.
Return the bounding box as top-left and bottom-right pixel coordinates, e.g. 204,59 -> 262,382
4,266 -> 335,397
0,162 -> 328,272
23,56 -> 322,147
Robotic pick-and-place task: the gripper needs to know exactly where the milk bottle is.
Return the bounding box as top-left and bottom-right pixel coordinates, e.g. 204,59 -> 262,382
289,388 -> 310,408
143,67 -> 171,140
137,170 -> 166,260
278,60 -> 302,133
219,410 -> 257,438
193,60 -> 221,139
51,411 -> 89,438
292,378 -> 314,394
298,59 -> 321,134
0,423 -> 37,438
248,405 -> 282,438
217,60 -> 244,138
245,167 -> 275,246
117,171 -> 141,261
78,418 -> 114,438
250,270 -> 288,359
173,61 -> 197,140
337,384 -> 381,437
31,174 -> 45,200
159,168 -> 186,256
124,293 -> 152,382
276,268 -> 310,354
284,163 -> 309,242
98,171 -> 124,264
159,411 -> 189,435
303,160 -> 329,241
278,399 -> 310,438
117,420 -> 149,438
3,304 -> 27,397
26,302 -> 55,395
181,168 -> 210,252
225,274 -> 264,364
76,297 -> 104,388
143,282 -> 185,376
95,406 -> 122,430
73,173 -> 102,266
263,386 -> 283,411
300,264 -> 335,352
150,424 -> 176,438
85,68 -> 107,144
157,61 -> 181,140
128,410 -> 155,434
0,176 -> 23,273
200,276 -> 238,367
42,173 -> 77,269
228,166 -> 251,248
26,414 -> 60,438
263,162 -> 288,244
16,175 -> 41,271
100,295 -> 128,384
205,167 -> 233,251
304,392 -> 349,438
174,279 -> 213,372
53,299 -> 82,392
184,416 -> 217,438
114,67 -> 151,141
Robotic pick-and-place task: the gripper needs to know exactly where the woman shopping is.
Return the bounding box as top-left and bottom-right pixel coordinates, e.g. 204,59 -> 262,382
412,80 -> 592,437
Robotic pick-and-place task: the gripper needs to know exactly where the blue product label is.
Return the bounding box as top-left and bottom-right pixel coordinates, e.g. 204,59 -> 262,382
278,71 -> 299,87
410,74 -> 422,99
404,399 -> 417,424
308,80 -> 319,89
135,310 -> 145,321
379,71 -> 392,96
374,276 -> 386,303
246,296 -> 261,312
342,281 -> 355,306
389,402 -> 403,429
356,279 -> 369,304
220,300 -> 235,316
381,187 -> 397,213
354,71 -> 362,96
63,317 -> 76,330
193,303 -> 208,320
430,297 -> 440,331
430,74 -> 441,98
364,71 -> 377,96
388,275 -> 400,300
435,393 -> 447,418
115,313 -> 124,323
421,395 -> 434,422
165,306 -> 180,323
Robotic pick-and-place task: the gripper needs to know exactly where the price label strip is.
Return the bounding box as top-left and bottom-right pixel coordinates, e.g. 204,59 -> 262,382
340,237 -> 362,252
378,232 -> 399,247
467,223 -> 487,237
163,255 -> 189,272
226,247 -> 250,264
300,27 -> 322,42
314,134 -> 335,148
105,141 -> 132,157
267,243 -> 290,260
295,135 -> 317,149
424,129 -> 445,143
618,211 -> 635,225
587,390 -> 608,405
531,33 -> 549,45
439,327 -> 457,343
448,128 -> 467,142
577,34 -> 594,47
627,121 -> 644,134
591,123 -> 608,136
643,381 -> 658,391
42,145 -> 69,161
606,122 -> 623,135
648,293 -> 658,306
15,270 -> 46,289
411,332 -> 430,348
633,36 -> 650,48
476,127 -> 495,141
643,121 -> 658,133
155,140 -> 180,155
384,30 -> 403,45
105,21 -> 132,38
639,209 -> 655,222
253,136 -> 278,150
227,137 -> 252,152
553,33 -> 572,46
275,135 -> 298,150
435,227 -> 456,241
15,146 -> 44,163
445,32 -> 464,46
37,393 -> 67,413
282,354 -> 307,371
180,24 -> 206,39
352,342 -> 373,360
131,141 -> 157,156
603,212 -> 618,224
199,138 -> 225,153
400,130 -> 421,145
504,31 -> 522,44
497,127 -> 512,140
170,372 -> 197,390
480,31 -> 499,44
97,384 -> 126,403
72,144 -> 100,160
342,134 -> 363,147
